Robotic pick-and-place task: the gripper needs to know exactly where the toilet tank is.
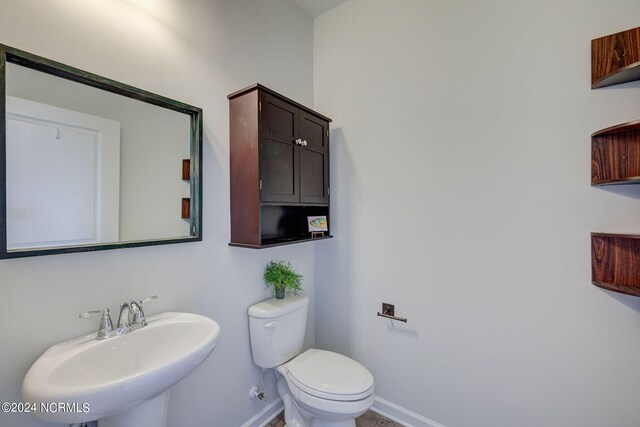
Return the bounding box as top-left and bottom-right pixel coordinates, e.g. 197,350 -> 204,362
248,294 -> 309,368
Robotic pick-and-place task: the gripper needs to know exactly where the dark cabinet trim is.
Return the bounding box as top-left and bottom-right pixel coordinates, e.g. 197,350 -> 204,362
228,83 -> 332,123
229,89 -> 260,246
229,235 -> 333,249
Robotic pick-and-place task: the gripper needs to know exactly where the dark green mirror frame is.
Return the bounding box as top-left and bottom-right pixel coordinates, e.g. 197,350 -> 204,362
0,44 -> 203,259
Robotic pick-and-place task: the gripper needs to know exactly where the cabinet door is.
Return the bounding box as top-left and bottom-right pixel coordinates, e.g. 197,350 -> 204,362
260,93 -> 300,203
299,112 -> 329,204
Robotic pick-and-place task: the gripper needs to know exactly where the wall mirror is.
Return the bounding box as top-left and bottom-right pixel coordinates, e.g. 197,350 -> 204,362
0,45 -> 202,258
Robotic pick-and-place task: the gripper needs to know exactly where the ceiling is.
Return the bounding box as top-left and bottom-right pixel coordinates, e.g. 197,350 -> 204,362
293,0 -> 348,18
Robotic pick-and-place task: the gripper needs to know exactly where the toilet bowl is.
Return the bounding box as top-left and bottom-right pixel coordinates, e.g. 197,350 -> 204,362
248,295 -> 374,427
277,348 -> 374,427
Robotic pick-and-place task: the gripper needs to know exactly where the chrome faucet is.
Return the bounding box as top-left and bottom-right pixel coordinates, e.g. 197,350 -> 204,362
117,296 -> 157,331
130,299 -> 149,327
118,296 -> 158,331
79,308 -> 115,340
117,301 -> 133,333
81,295 -> 159,340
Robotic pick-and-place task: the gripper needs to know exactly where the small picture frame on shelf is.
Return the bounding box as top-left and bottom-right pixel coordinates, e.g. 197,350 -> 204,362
308,216 -> 327,238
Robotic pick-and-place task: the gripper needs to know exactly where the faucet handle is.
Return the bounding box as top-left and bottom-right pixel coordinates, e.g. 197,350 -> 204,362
79,309 -> 104,318
140,295 -> 159,304
79,308 -> 114,340
130,295 -> 158,328
79,308 -> 110,318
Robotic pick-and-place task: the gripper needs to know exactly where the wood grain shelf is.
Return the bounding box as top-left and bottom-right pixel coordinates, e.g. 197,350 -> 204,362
592,26 -> 640,89
591,119 -> 640,185
229,235 -> 333,249
590,28 -> 640,298
591,233 -> 640,296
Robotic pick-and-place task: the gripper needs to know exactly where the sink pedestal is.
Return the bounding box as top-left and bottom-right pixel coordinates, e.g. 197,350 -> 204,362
99,392 -> 169,427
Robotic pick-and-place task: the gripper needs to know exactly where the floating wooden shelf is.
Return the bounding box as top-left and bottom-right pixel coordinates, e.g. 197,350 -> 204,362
591,233 -> 640,296
181,198 -> 190,219
229,235 -> 333,249
590,28 -> 640,298
591,119 -> 640,185
592,26 -> 640,89
182,159 -> 190,181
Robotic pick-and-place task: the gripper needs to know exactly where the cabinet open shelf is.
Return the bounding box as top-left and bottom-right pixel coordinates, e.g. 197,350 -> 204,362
591,233 -> 640,296
229,235 -> 333,249
592,26 -> 640,89
591,119 -> 640,185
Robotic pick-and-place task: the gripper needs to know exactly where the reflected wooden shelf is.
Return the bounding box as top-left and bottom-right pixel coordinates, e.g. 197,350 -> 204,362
182,159 -> 190,181
591,119 -> 640,185
181,198 -> 190,219
592,26 -> 640,89
591,233 -> 640,296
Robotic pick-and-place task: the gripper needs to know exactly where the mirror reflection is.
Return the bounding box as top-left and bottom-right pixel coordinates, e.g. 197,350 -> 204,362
3,53 -> 202,256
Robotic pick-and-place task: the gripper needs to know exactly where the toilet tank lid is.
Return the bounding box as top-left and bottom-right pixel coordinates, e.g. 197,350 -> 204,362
248,294 -> 309,318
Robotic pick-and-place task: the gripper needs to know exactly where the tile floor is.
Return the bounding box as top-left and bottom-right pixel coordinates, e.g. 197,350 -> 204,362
265,409 -> 404,427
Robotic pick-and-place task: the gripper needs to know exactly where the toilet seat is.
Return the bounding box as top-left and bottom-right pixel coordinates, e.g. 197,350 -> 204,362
281,349 -> 374,401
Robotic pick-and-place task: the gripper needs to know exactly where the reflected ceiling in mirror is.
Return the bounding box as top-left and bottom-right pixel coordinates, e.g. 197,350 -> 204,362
0,45 -> 202,258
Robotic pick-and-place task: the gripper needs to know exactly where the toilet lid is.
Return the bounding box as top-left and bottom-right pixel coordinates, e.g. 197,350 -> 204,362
286,349 -> 374,399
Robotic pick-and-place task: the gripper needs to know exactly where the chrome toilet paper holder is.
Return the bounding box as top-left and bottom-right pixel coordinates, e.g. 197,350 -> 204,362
376,303 -> 407,323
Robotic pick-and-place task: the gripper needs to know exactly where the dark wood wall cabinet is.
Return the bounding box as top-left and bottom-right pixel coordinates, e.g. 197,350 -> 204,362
228,84 -> 332,248
592,26 -> 640,89
591,27 -> 640,297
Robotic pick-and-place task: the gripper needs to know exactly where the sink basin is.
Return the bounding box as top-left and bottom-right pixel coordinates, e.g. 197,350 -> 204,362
23,312 -> 220,425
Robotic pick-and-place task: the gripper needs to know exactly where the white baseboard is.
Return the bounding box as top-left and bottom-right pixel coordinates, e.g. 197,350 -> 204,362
240,398 -> 284,427
371,396 -> 445,427
240,395 -> 442,427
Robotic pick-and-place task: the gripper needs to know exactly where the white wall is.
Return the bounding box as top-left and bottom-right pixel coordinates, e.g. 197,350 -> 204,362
0,1 -> 315,426
314,1 -> 640,426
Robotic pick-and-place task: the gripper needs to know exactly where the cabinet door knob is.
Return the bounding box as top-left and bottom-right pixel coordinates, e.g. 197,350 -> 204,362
295,138 -> 302,145
303,140 -> 308,146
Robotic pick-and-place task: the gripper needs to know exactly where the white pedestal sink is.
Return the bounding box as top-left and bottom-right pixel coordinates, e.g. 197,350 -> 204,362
23,312 -> 220,426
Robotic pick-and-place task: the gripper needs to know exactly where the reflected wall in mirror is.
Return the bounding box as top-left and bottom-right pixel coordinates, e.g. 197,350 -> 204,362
0,45 -> 203,258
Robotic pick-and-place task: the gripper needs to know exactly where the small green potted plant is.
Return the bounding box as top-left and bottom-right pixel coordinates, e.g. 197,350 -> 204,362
263,261 -> 303,299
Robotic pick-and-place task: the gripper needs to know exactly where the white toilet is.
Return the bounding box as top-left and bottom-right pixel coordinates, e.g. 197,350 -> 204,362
248,294 -> 374,427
